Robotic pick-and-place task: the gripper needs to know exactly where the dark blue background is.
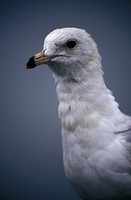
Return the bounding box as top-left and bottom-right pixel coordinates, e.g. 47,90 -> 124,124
0,0 -> 131,199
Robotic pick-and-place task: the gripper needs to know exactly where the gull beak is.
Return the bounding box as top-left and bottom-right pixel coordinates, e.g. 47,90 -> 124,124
26,51 -> 49,69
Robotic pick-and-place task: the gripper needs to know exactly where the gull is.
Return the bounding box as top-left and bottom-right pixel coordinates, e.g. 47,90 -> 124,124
26,27 -> 131,200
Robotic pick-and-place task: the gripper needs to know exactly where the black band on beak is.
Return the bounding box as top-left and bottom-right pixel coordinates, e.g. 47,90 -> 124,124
26,56 -> 36,69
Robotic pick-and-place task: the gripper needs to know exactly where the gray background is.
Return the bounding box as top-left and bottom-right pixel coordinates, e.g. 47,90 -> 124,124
0,0 -> 131,199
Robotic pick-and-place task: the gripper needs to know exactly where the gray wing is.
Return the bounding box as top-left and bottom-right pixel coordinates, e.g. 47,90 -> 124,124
115,128 -> 131,160
115,127 -> 131,141
120,129 -> 131,169
122,129 -> 131,143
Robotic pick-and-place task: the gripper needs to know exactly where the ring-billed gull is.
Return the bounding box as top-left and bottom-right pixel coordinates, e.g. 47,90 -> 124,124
26,27 -> 131,200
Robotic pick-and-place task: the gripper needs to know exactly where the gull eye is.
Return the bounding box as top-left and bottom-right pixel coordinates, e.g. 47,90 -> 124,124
66,40 -> 76,48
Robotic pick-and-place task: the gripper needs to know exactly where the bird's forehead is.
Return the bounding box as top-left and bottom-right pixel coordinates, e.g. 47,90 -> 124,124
44,28 -> 89,46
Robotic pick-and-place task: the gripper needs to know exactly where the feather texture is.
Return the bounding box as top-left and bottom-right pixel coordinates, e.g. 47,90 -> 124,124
27,27 -> 131,199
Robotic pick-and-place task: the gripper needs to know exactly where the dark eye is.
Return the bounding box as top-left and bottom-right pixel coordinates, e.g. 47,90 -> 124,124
66,40 -> 76,48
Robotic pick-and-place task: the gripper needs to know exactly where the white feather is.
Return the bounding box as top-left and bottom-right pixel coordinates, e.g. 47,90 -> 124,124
43,28 -> 131,199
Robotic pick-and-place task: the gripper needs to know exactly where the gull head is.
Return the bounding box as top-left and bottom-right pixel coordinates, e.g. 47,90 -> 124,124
26,27 -> 102,81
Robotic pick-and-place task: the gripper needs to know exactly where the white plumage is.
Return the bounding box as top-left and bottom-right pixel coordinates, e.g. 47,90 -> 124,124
26,27 -> 131,200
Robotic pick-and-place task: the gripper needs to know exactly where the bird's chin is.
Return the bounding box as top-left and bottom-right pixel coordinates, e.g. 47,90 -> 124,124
48,61 -> 69,77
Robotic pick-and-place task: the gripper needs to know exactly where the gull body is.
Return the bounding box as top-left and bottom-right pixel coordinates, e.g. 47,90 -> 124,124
26,28 -> 131,200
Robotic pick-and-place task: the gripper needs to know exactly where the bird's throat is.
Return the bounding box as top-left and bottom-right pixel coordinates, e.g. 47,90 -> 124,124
56,76 -> 122,135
